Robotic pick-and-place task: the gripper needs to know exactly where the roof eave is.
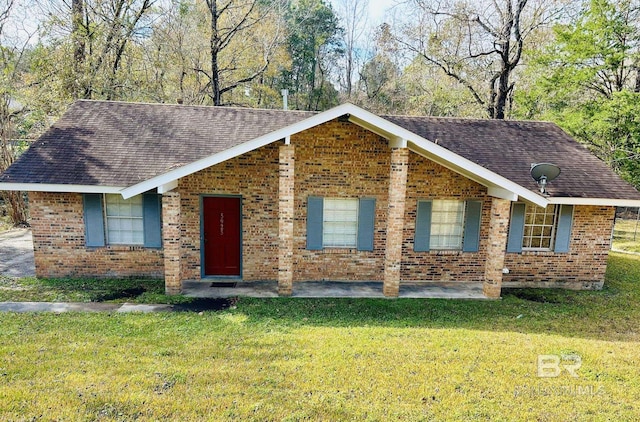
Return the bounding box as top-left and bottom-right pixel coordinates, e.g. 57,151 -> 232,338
547,197 -> 640,207
0,183 -> 125,194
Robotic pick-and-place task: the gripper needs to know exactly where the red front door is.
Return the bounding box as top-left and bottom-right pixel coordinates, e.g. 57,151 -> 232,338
203,196 -> 241,276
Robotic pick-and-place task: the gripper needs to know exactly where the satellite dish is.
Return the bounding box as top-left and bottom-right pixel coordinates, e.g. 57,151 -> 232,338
530,163 -> 561,195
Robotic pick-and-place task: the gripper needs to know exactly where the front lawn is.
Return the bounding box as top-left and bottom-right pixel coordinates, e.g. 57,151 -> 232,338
0,276 -> 187,304
612,218 -> 640,253
1,252 -> 639,420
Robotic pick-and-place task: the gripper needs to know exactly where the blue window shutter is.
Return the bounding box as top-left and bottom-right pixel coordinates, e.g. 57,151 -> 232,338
554,205 -> 573,253
506,203 -> 526,253
414,200 -> 432,252
83,194 -> 105,247
357,198 -> 376,251
143,194 -> 162,248
463,201 -> 482,252
306,196 -> 323,250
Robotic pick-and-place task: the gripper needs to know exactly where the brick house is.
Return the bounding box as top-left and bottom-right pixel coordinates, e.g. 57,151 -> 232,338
1,100 -> 639,298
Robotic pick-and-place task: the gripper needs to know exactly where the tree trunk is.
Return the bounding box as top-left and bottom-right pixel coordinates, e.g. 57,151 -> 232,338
0,98 -> 28,226
495,55 -> 511,120
208,0 -> 222,105
71,0 -> 86,99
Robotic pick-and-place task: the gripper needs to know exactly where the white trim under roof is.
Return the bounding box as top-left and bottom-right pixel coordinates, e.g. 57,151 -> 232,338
0,183 -> 124,194
118,103 -> 552,206
157,180 -> 178,194
547,197 -> 640,207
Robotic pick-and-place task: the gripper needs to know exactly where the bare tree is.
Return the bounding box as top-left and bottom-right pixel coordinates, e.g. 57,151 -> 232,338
71,0 -> 85,98
204,0 -> 284,106
38,0 -> 155,101
396,0 -> 559,119
0,0 -> 32,225
335,0 -> 369,99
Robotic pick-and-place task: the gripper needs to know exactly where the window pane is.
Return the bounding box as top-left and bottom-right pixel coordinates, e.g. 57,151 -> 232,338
323,198 -> 359,248
429,200 -> 465,250
522,205 -> 557,251
104,194 -> 144,245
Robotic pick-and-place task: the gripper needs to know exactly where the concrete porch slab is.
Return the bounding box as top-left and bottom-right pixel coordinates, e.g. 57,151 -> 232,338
182,281 -> 488,299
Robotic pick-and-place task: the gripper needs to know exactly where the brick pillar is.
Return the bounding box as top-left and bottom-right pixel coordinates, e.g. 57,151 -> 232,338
383,147 -> 409,297
483,197 -> 511,298
162,191 -> 182,295
278,144 -> 295,296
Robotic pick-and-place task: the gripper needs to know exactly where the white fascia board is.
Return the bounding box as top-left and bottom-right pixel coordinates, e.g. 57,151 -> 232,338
348,115 -> 396,140
388,136 -> 407,149
0,183 -> 124,194
487,186 -> 519,202
120,103 -> 361,199
158,179 -> 178,194
547,197 -> 640,207
408,141 -> 548,207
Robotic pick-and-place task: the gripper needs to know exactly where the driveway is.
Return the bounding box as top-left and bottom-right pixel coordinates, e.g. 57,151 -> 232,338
0,228 -> 35,278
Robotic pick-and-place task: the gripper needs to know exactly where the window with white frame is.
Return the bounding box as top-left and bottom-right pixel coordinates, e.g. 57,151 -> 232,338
430,200 -> 465,250
105,194 -> 144,245
523,204 -> 558,250
323,198 -> 359,248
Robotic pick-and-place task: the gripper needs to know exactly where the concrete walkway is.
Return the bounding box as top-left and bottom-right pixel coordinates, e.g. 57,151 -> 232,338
0,301 -> 175,313
183,280 -> 488,299
0,228 -> 35,278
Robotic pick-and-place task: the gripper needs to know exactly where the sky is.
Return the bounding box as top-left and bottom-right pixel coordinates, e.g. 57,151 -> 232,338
329,0 -> 399,26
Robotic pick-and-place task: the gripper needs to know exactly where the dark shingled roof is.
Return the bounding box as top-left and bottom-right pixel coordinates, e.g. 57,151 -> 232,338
383,115 -> 640,200
1,100 -> 639,201
0,100 -> 315,187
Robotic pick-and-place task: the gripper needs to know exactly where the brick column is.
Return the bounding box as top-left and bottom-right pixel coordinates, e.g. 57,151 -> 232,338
162,191 -> 182,295
483,197 -> 511,298
383,147 -> 409,297
278,144 -> 295,296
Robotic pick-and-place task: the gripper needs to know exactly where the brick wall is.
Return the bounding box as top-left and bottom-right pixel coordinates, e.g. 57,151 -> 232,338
29,191 -> 163,278
291,120 -> 390,281
278,144 -> 295,294
162,191 -> 182,294
401,153 -> 492,282
503,205 -> 615,289
178,143 -> 280,281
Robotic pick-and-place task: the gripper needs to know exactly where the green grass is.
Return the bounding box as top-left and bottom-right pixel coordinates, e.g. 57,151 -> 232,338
612,218 -> 640,252
1,252 -> 640,420
0,277 -> 193,304
0,214 -> 11,232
